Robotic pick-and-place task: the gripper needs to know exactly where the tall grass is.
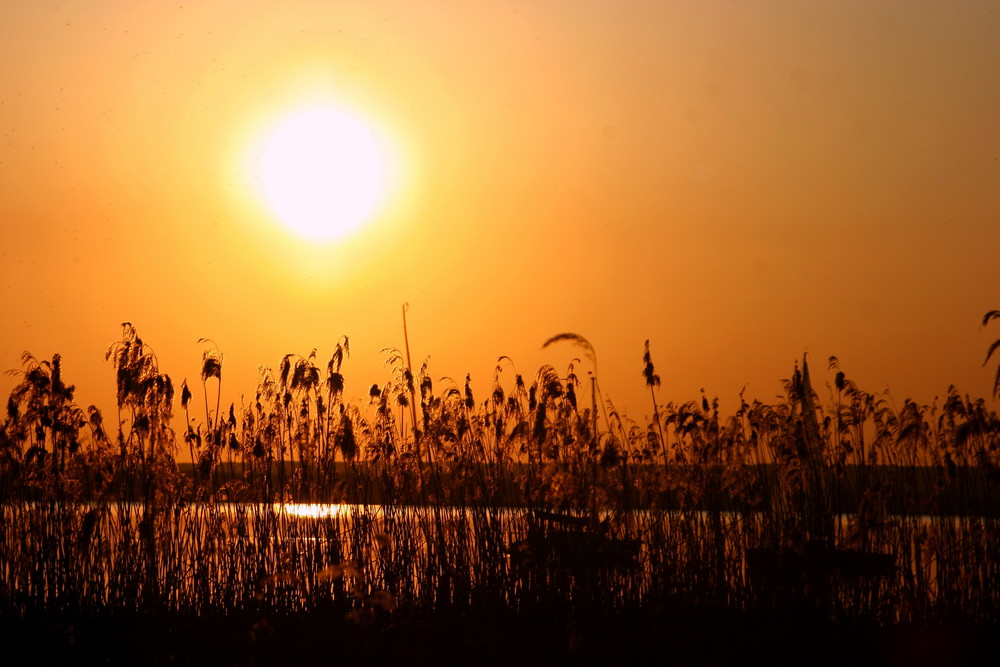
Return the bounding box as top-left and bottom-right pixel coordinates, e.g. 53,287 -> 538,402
2,324 -> 999,628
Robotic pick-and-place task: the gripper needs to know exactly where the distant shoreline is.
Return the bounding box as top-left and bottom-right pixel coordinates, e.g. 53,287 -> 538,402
7,462 -> 996,517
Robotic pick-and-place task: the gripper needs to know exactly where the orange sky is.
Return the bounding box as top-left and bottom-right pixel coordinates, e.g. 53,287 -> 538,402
2,1 -> 999,431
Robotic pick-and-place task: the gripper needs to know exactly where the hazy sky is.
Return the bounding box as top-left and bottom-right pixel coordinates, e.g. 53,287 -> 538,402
2,1 -> 999,427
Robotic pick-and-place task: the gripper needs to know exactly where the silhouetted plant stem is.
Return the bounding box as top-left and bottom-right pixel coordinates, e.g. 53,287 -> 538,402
983,309 -> 1000,400
643,340 -> 668,473
401,303 -> 421,452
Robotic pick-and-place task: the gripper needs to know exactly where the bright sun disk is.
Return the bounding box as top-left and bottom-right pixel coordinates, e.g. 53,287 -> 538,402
253,105 -> 389,241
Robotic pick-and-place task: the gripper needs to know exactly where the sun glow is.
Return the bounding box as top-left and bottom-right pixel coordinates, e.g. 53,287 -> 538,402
279,503 -> 351,519
250,105 -> 391,241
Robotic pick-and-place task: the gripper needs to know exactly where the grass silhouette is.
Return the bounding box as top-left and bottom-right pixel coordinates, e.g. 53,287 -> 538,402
2,316 -> 999,663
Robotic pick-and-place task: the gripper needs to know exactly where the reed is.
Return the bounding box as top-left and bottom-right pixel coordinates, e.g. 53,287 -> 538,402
2,322 -> 999,635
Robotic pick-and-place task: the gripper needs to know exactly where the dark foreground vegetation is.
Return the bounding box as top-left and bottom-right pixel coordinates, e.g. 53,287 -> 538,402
2,323 -> 1000,664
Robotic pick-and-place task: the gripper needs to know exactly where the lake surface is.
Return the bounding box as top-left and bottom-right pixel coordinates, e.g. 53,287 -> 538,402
4,499 -> 996,623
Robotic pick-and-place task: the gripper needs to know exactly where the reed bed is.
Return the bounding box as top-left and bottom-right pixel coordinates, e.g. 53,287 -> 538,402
2,324 -> 999,635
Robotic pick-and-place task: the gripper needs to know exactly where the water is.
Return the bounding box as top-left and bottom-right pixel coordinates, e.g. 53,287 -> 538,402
2,500 -> 997,621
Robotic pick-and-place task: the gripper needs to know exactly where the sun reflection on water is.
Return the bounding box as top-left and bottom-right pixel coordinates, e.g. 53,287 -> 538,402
278,503 -> 350,519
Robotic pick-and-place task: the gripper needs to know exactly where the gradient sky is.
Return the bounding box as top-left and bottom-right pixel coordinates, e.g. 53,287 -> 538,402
2,1 -> 999,431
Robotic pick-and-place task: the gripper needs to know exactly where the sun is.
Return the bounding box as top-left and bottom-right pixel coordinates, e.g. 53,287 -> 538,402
252,105 -> 389,241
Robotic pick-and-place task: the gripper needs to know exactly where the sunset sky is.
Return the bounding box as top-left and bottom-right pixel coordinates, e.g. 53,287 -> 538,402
2,1 -> 999,430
